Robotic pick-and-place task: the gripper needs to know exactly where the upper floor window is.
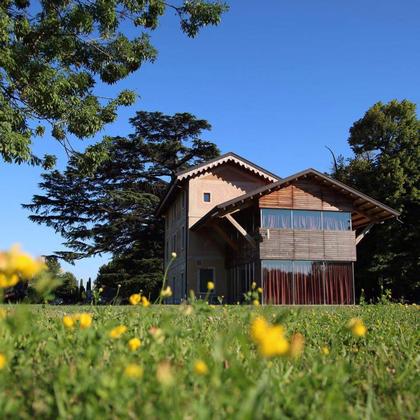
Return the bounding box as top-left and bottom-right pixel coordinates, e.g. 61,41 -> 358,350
261,209 -> 351,231
203,192 -> 211,202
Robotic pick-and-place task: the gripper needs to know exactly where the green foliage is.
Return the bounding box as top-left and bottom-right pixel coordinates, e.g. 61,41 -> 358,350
25,111 -> 220,293
0,0 -> 228,167
0,304 -> 418,418
333,99 -> 420,302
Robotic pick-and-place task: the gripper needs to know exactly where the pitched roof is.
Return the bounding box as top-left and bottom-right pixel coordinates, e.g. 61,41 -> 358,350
156,152 -> 280,215
191,168 -> 400,230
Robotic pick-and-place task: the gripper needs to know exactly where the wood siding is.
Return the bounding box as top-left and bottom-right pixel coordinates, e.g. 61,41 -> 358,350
259,181 -> 353,212
259,228 -> 356,261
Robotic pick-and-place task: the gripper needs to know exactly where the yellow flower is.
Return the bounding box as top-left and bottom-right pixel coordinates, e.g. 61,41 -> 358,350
0,273 -> 19,288
78,313 -> 92,329
348,318 -> 367,337
0,353 -> 6,369
160,286 -> 172,298
321,346 -> 330,355
250,316 -> 290,358
194,360 -> 209,376
129,294 -> 141,305
257,287 -> 263,294
207,281 -> 215,291
109,325 -> 127,339
252,299 -> 260,306
124,364 -> 143,379
141,296 -> 150,307
8,245 -> 45,279
128,337 -> 142,351
62,315 -> 75,329
0,308 -> 7,320
251,281 -> 257,290
289,333 -> 304,359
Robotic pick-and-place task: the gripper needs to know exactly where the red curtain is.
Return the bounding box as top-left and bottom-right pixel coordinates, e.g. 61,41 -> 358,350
263,262 -> 293,304
325,263 -> 353,304
294,261 -> 324,304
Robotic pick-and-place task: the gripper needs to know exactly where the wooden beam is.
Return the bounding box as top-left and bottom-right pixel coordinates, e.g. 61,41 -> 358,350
355,223 -> 374,245
224,214 -> 257,248
211,223 -> 239,252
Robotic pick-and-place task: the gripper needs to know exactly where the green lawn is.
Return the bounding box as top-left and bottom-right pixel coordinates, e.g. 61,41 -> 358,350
0,304 -> 418,419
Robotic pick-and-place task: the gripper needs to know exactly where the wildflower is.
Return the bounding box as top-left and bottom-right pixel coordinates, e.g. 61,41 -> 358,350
321,346 -> 330,355
207,281 -> 215,291
171,252 -> 177,258
0,273 -> 19,288
129,294 -> 141,305
7,245 -> 45,279
78,313 -> 92,329
141,296 -> 150,307
124,364 -> 143,379
257,287 -> 263,294
289,333 -> 304,358
109,325 -> 127,339
160,286 -> 172,298
252,299 -> 260,306
251,281 -> 257,290
128,337 -> 141,351
0,353 -> 6,369
347,318 -> 367,337
156,361 -> 174,386
149,327 -> 164,343
194,360 -> 209,376
62,315 -> 75,329
0,309 -> 7,320
250,316 -> 290,358
99,287 -> 103,293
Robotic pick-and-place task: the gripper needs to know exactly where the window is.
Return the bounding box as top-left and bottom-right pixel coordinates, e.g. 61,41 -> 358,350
323,211 -> 351,231
261,209 -> 351,231
203,192 -> 211,202
261,209 -> 292,228
199,268 -> 214,294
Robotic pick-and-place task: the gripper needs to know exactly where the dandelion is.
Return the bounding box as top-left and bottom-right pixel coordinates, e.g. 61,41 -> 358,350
252,299 -> 260,306
109,325 -> 127,339
0,353 -> 6,369
251,281 -> 257,290
160,286 -> 172,298
62,315 -> 75,329
0,273 -> 19,288
99,287 -> 103,293
141,296 -> 150,307
128,338 -> 141,351
321,346 -> 330,355
250,316 -> 290,358
0,308 -> 7,320
78,313 -> 92,329
124,364 -> 143,379
207,281 -> 215,291
171,252 -> 177,258
194,360 -> 209,376
347,318 -> 367,337
129,294 -> 141,305
257,287 -> 263,294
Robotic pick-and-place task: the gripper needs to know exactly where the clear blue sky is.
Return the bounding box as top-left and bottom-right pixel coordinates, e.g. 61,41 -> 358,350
1,0 -> 419,282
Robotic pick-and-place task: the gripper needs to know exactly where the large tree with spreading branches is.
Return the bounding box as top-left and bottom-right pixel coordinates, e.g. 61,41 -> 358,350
333,99 -> 419,302
0,0 -> 227,168
24,110 -> 220,296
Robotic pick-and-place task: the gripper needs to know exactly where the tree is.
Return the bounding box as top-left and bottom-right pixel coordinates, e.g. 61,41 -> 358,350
333,100 -> 420,302
45,257 -> 78,302
0,0 -> 228,168
25,110 -> 220,294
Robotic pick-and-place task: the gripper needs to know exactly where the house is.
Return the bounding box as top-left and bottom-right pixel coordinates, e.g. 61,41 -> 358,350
156,152 -> 399,304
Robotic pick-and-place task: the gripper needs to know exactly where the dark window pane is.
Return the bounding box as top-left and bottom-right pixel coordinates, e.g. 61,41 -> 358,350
293,210 -> 322,230
323,211 -> 351,230
203,192 -> 211,202
261,209 -> 292,228
199,268 -> 214,293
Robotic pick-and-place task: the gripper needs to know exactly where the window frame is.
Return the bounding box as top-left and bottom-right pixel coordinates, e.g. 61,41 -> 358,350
203,192 -> 211,203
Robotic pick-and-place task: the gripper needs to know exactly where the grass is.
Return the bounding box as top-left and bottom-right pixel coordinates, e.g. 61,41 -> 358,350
0,303 -> 418,419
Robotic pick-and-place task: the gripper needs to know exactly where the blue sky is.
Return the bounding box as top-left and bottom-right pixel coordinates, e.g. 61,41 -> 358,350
1,0 -> 419,282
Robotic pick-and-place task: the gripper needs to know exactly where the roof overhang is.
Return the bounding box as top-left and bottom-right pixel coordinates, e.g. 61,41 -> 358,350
156,152 -> 280,216
191,168 -> 400,231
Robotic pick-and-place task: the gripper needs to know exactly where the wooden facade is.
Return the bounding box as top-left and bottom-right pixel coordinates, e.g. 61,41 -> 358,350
157,154 -> 399,305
